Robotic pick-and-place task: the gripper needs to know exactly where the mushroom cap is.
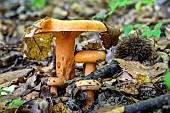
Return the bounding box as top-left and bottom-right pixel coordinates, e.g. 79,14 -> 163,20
38,18 -> 107,32
75,50 -> 106,63
46,77 -> 64,86
75,80 -> 102,90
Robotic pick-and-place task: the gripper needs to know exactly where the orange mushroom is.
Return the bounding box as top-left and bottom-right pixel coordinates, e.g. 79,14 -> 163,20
35,18 -> 107,82
75,50 -> 106,109
46,77 -> 64,96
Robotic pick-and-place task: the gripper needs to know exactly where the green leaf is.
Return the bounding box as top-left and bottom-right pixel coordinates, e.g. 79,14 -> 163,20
155,22 -> 163,29
142,0 -> 155,4
31,0 -> 46,8
142,31 -> 153,38
8,99 -> 24,107
142,26 -> 150,31
92,14 -> 102,19
109,0 -> 118,11
152,29 -> 161,38
165,70 -> 170,90
123,25 -> 133,36
104,10 -> 114,19
135,1 -> 142,10
0,89 -> 10,94
134,23 -> 142,28
125,0 -> 133,5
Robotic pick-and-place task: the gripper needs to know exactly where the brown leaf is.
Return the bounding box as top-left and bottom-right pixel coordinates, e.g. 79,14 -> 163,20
105,106 -> 125,113
15,98 -> 53,113
99,24 -> 121,49
53,103 -> 72,113
21,18 -> 53,60
23,91 -> 39,99
21,33 -> 53,60
0,69 -> 32,84
115,59 -> 168,79
121,84 -> 139,95
83,42 -> 103,50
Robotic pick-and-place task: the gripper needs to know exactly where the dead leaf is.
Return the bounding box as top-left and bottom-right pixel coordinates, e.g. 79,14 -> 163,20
137,74 -> 151,84
165,27 -> 170,40
117,71 -> 134,82
21,33 -> 53,60
121,84 -> 139,95
15,98 -> 53,113
83,42 -> 103,50
23,91 -> 39,99
0,69 -> 32,84
115,59 -> 168,79
99,24 -> 121,49
21,17 -> 53,60
105,106 -> 125,113
53,103 -> 72,113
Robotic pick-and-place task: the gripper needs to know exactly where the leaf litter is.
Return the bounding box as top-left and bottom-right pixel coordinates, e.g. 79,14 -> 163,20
0,0 -> 170,113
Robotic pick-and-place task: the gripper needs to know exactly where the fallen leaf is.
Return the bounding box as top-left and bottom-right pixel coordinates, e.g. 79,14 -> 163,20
99,24 -> 121,49
137,74 -> 151,84
115,59 -> 168,79
83,42 -> 103,50
21,17 -> 54,60
105,106 -> 125,113
121,84 -> 139,95
0,69 -> 32,84
23,91 -> 39,99
21,33 -> 53,60
53,103 -> 72,113
15,98 -> 53,113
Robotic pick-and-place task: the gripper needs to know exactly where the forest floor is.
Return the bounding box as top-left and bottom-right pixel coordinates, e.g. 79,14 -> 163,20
0,0 -> 170,113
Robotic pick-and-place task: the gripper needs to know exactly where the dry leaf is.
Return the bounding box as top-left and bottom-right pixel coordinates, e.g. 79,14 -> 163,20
15,98 -> 53,113
21,33 -> 53,60
23,91 -> 39,99
0,69 -> 32,84
83,42 -> 103,50
117,71 -> 134,82
165,27 -> 170,40
137,74 -> 151,84
115,59 -> 168,79
21,17 -> 53,60
53,103 -> 72,113
99,24 -> 121,49
121,84 -> 139,95
105,106 -> 125,113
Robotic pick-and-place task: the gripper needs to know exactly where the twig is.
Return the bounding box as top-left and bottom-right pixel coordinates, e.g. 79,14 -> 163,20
124,93 -> 170,113
81,60 -> 122,80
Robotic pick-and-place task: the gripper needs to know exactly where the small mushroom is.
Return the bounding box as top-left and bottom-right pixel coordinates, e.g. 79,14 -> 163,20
75,50 -> 106,75
75,50 -> 106,109
46,77 -> 64,96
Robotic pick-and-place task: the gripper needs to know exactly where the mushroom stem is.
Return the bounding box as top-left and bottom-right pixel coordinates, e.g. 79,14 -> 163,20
84,62 -> 96,110
85,63 -> 96,76
85,90 -> 94,109
54,32 -> 82,82
50,86 -> 58,96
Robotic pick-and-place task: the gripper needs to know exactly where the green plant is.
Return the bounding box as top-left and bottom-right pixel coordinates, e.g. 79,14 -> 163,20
165,70 -> 170,90
30,0 -> 47,8
8,98 -> 24,107
123,22 -> 163,38
92,0 -> 156,19
0,89 -> 23,107
0,89 -> 10,103
92,0 -> 133,19
135,0 -> 156,10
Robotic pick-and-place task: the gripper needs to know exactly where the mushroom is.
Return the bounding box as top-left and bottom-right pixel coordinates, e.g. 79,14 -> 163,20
46,77 -> 64,96
75,50 -> 106,109
31,18 -> 107,81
